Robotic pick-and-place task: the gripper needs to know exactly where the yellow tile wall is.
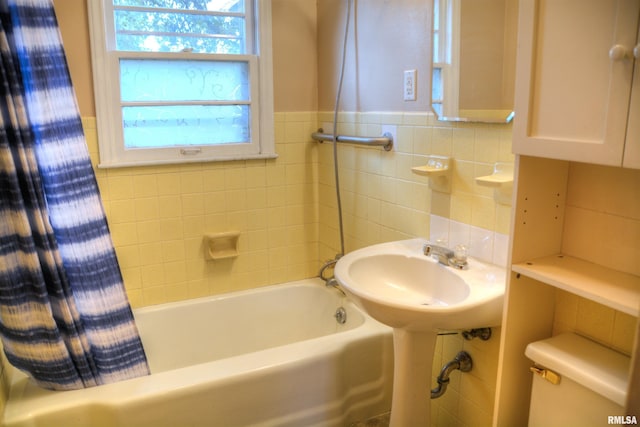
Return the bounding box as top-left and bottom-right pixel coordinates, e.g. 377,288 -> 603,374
564,163 -> 640,277
316,111 -> 513,427
553,289 -> 637,356
83,113 -> 320,308
316,111 -> 513,261
553,163 -> 640,356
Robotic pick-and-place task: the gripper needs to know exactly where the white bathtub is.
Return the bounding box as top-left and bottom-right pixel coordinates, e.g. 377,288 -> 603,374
2,278 -> 393,427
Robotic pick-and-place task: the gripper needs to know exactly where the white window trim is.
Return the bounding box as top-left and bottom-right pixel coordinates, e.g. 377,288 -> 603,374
432,0 -> 460,119
87,0 -> 275,168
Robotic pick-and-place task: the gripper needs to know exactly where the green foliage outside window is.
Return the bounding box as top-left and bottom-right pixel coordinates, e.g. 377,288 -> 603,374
113,0 -> 245,54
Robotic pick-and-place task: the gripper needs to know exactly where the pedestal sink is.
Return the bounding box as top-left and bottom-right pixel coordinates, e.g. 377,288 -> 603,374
334,238 -> 506,427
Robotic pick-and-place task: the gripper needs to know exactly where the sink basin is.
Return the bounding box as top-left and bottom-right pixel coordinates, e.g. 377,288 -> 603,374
334,238 -> 506,332
334,238 -> 507,426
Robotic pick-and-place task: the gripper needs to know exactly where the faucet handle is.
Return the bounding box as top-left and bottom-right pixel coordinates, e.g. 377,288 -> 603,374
453,244 -> 468,261
423,243 -> 433,256
450,244 -> 468,269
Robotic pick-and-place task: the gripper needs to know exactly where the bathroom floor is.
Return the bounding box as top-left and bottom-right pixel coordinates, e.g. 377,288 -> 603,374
350,412 -> 390,427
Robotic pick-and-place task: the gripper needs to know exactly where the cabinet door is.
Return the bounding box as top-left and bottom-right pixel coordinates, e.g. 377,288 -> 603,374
513,0 -> 640,166
623,25 -> 640,169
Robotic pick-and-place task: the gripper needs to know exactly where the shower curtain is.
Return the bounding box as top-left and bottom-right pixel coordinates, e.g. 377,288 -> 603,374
0,0 -> 149,390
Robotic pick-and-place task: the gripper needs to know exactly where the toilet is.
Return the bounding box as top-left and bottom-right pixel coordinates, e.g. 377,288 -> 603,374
526,332 -> 630,427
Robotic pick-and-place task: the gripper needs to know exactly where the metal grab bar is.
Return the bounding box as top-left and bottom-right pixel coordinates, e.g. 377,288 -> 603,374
311,129 -> 393,151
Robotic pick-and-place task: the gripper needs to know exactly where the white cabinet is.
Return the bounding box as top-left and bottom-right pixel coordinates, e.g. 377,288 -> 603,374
493,157 -> 640,427
495,3 -> 640,422
624,25 -> 640,168
512,0 -> 640,168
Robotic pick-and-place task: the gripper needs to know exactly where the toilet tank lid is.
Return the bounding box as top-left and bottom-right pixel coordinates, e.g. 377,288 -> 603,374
525,333 -> 630,407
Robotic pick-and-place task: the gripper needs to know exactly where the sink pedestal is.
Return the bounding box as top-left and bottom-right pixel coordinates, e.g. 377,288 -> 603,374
389,329 -> 438,427
333,238 -> 507,426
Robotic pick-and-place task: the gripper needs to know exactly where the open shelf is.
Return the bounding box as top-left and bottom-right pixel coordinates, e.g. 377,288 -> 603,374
512,254 -> 640,317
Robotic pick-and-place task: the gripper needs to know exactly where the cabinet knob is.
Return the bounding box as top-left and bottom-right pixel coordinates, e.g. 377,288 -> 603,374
609,44 -> 630,60
634,44 -> 640,59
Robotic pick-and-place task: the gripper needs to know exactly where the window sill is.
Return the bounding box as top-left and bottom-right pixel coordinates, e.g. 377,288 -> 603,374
97,152 -> 278,169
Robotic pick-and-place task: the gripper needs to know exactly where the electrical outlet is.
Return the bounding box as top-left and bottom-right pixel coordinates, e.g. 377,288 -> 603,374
403,69 -> 417,101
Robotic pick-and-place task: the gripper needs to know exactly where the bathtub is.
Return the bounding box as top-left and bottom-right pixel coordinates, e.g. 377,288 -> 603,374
2,278 -> 393,427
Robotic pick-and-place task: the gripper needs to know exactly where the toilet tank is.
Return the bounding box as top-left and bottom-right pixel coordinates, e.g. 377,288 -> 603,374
525,333 -> 630,427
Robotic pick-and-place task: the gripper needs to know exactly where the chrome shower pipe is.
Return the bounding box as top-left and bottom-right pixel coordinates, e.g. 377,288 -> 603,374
317,0 -> 351,285
329,0 -> 352,259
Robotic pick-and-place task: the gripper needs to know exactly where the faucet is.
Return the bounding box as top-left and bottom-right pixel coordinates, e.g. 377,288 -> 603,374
319,255 -> 342,283
318,255 -> 346,296
423,243 -> 468,270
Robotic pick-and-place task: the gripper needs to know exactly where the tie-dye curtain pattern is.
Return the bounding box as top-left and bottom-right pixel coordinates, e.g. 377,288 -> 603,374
0,0 -> 149,390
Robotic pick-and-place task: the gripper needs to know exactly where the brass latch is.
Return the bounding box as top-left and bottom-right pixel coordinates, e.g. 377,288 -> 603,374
530,365 -> 561,385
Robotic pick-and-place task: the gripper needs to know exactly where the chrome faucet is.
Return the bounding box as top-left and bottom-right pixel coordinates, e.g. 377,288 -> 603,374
318,256 -> 346,295
423,243 -> 468,270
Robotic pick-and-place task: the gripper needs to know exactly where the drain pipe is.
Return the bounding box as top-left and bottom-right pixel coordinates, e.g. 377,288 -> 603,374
431,351 -> 473,399
462,327 -> 492,341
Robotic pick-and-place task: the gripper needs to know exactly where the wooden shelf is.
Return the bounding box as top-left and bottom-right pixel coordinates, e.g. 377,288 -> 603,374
512,254 -> 640,317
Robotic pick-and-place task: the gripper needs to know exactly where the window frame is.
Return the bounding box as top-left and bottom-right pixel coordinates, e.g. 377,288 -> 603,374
87,0 -> 275,168
431,0 -> 460,119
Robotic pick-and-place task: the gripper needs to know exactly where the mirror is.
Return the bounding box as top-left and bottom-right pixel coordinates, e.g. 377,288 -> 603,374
431,0 -> 518,123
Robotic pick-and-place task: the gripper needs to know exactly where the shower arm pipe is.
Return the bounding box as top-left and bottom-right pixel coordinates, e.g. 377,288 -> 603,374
311,130 -> 394,151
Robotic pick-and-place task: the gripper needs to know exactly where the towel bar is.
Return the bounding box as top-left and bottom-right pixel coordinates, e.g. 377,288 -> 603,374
311,129 -> 393,151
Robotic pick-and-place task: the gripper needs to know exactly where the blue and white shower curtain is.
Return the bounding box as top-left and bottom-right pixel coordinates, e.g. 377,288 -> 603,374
0,0 -> 149,390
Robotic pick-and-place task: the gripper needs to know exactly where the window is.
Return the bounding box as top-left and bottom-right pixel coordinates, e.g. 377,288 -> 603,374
88,0 -> 274,167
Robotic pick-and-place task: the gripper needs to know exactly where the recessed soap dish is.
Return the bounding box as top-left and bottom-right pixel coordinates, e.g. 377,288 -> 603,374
412,155 -> 452,193
204,231 -> 240,260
